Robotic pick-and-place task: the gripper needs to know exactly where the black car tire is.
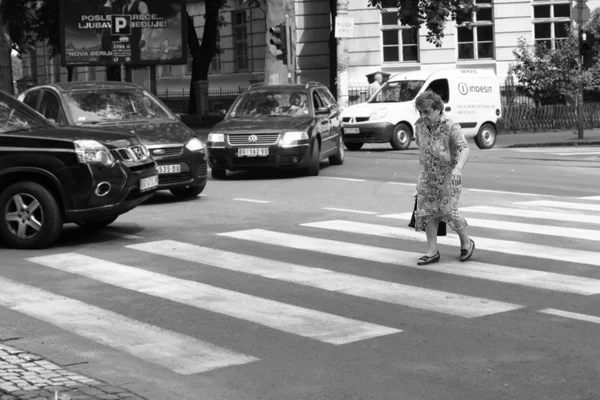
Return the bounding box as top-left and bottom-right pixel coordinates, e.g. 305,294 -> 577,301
211,168 -> 227,179
76,216 -> 119,229
305,141 -> 321,176
0,181 -> 63,249
474,123 -> 497,149
390,123 -> 412,150
345,142 -> 363,151
329,134 -> 345,166
170,181 -> 206,199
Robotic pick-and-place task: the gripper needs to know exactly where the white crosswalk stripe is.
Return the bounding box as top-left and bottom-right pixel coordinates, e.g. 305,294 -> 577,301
0,276 -> 259,374
517,200 -> 600,212
450,205 -> 600,225
27,253 -> 399,345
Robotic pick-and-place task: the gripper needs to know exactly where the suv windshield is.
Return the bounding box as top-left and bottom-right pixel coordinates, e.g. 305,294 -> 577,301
368,80 -> 425,103
0,93 -> 49,133
64,89 -> 175,124
229,90 -> 309,118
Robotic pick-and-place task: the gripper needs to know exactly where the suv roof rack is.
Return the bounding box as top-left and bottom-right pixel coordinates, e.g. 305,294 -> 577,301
305,81 -> 323,89
248,83 -> 265,90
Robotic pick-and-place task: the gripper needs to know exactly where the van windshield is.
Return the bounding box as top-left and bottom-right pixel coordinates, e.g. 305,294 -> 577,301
368,80 -> 425,103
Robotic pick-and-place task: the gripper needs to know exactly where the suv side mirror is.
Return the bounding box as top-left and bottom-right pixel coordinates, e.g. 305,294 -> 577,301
316,106 -> 330,115
47,118 -> 57,125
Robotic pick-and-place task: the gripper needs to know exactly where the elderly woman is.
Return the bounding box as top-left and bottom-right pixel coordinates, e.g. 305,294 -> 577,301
413,90 -> 475,265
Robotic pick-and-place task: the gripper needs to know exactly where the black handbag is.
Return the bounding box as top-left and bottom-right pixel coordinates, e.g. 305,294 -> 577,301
408,197 -> 447,236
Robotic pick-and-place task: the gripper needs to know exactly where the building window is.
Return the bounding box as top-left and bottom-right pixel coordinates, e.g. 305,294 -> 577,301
533,1 -> 571,48
210,29 -> 222,73
457,0 -> 494,60
380,11 -> 419,63
233,11 -> 248,71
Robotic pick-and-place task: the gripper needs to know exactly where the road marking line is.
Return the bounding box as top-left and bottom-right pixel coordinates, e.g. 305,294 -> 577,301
368,180 -> 555,197
233,198 -> 271,204
578,196 -> 600,201
221,228 -> 600,296
28,254 -> 398,345
458,206 -> 600,225
323,207 -> 379,215
551,151 -> 600,156
299,220 -> 600,267
539,308 -> 600,325
378,213 -> 600,242
0,277 -> 258,374
319,177 -> 367,182
386,182 -> 414,186
517,200 -> 600,212
129,240 -> 520,318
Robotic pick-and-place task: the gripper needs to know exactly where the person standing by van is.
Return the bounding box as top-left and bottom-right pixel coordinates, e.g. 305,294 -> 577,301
413,90 -> 475,265
368,73 -> 383,101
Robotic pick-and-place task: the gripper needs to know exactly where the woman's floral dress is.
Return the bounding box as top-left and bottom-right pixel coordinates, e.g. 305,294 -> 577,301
414,114 -> 469,232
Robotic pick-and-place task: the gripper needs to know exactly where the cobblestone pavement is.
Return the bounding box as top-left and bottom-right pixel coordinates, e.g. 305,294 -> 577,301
0,343 -> 146,400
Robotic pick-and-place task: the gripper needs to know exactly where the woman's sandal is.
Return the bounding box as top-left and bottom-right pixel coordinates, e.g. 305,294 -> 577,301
417,251 -> 440,265
460,239 -> 475,262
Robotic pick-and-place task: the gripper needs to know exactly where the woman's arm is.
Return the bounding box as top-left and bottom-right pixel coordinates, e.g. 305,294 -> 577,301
449,123 -> 470,183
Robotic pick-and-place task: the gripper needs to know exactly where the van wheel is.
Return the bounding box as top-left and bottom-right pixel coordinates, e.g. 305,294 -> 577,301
475,123 -> 497,149
345,142 -> 363,151
0,181 -> 63,249
390,123 -> 412,150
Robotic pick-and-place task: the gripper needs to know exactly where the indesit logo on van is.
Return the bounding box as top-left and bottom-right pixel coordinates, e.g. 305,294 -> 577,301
457,82 -> 493,95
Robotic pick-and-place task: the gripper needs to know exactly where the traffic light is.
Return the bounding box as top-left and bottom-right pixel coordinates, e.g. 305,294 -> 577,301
580,30 -> 596,69
269,22 -> 287,64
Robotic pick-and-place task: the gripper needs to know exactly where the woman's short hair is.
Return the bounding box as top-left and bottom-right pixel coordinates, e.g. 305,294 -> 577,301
415,90 -> 444,113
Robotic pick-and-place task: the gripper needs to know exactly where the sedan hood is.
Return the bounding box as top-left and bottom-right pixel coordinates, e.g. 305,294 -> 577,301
26,126 -> 140,149
84,119 -> 195,146
212,117 -> 314,133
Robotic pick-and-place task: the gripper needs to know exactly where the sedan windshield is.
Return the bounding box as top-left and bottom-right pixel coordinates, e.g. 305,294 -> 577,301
64,89 -> 175,124
0,93 -> 49,133
229,91 -> 309,118
368,80 -> 425,103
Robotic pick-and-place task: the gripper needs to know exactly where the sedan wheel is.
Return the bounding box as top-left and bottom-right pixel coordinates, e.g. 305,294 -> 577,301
0,181 -> 62,249
329,134 -> 345,165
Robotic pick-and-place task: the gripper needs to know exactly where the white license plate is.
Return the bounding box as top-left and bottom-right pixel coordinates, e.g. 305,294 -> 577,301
157,164 -> 181,174
237,148 -> 269,157
140,175 -> 159,192
345,127 -> 360,134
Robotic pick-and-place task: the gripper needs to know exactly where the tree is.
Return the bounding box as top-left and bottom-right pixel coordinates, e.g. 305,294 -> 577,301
367,0 -> 477,47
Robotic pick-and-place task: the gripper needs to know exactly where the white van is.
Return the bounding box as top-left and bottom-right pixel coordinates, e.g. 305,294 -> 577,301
341,69 -> 505,150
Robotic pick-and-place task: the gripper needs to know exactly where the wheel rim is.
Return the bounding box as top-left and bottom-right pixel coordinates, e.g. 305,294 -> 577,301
481,128 -> 495,146
5,193 -> 43,240
396,129 -> 408,145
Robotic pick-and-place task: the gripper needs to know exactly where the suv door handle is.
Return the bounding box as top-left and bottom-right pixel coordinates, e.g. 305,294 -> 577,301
445,106 -> 451,112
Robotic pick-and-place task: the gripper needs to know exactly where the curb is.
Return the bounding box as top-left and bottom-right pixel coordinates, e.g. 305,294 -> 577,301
503,141 -> 600,149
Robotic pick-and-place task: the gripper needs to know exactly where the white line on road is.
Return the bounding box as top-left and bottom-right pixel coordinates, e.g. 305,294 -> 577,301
323,207 -> 379,215
539,308 -> 600,325
28,253 -> 398,345
459,206 -> 600,225
517,200 -> 600,212
551,151 -> 600,156
129,240 -> 518,318
220,228 -> 600,296
0,277 -> 258,374
319,177 -> 367,182
299,220 -> 600,267
378,213 -> 600,242
233,198 -> 271,204
578,196 -> 600,200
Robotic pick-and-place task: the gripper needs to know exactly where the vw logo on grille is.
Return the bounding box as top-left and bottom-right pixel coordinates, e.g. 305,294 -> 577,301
248,135 -> 258,143
153,149 -> 165,155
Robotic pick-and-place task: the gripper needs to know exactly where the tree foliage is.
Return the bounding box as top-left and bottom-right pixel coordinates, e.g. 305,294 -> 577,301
367,0 -> 477,47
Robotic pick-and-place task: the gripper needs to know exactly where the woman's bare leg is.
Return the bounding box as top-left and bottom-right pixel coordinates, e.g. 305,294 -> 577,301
425,218 -> 440,256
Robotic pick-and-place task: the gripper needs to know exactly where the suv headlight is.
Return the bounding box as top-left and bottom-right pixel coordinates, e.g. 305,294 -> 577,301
74,140 -> 115,167
280,131 -> 309,148
185,137 -> 205,151
369,109 -> 388,121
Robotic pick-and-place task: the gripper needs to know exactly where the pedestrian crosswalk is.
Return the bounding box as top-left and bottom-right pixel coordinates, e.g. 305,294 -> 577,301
2,195 -> 600,377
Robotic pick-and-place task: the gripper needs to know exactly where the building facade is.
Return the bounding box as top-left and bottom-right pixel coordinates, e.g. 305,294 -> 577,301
18,0 -> 597,93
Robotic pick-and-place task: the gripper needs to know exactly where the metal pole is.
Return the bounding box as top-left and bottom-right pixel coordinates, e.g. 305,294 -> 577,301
578,0 -> 585,139
286,14 -> 292,84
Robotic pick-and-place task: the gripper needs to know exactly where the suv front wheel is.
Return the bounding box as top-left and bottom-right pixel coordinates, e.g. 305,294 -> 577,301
0,181 -> 63,249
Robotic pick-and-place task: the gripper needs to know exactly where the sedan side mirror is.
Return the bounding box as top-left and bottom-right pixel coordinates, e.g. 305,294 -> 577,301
316,106 -> 330,115
219,109 -> 227,117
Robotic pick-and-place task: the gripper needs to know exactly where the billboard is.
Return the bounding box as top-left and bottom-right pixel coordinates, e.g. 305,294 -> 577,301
60,0 -> 187,67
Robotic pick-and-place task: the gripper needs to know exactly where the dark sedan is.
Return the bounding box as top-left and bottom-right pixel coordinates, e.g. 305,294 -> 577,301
18,81 -> 207,199
206,82 -> 345,178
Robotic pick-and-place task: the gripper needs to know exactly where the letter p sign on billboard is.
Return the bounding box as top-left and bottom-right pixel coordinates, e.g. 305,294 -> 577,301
111,15 -> 131,36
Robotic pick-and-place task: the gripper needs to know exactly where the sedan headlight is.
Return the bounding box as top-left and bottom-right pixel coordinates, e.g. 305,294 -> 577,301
369,108 -> 388,121
207,132 -> 225,143
185,137 -> 205,151
74,140 -> 115,167
280,131 -> 309,148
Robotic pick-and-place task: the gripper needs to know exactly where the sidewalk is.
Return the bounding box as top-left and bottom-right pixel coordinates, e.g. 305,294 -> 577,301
0,343 -> 145,400
496,128 -> 600,148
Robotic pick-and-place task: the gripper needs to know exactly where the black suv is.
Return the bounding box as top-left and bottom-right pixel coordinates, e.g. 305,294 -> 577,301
206,82 -> 344,178
0,91 -> 158,249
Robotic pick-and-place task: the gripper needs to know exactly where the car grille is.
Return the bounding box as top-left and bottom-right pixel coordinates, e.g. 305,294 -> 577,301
159,172 -> 193,185
228,134 -> 280,146
149,146 -> 184,157
113,145 -> 151,162
342,117 -> 369,123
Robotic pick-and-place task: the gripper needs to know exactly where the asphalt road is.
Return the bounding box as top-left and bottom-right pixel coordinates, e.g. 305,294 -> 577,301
1,143 -> 600,400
